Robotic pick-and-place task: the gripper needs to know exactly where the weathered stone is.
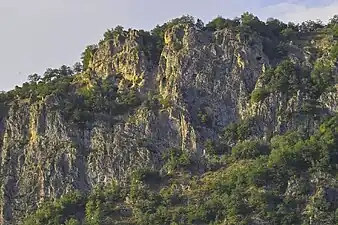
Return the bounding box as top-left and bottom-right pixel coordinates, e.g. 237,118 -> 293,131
0,25 -> 337,224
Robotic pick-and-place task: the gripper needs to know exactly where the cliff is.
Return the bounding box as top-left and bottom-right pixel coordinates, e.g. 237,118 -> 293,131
0,15 -> 338,224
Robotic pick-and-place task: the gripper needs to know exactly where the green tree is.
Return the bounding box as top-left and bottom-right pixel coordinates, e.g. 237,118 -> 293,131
271,60 -> 298,92
72,62 -> 83,73
205,16 -> 240,31
81,45 -> 98,71
59,65 -> 73,77
311,58 -> 334,96
299,20 -> 323,33
103,25 -> 126,40
232,140 -> 270,160
27,73 -> 41,83
240,12 -> 265,35
266,18 -> 287,37
196,19 -> 204,29
329,15 -> 338,26
43,68 -> 60,81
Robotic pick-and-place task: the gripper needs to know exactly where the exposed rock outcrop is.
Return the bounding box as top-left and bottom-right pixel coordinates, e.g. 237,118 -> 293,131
0,23 -> 337,224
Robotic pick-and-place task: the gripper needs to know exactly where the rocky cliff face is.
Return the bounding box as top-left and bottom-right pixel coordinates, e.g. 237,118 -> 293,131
0,22 -> 337,224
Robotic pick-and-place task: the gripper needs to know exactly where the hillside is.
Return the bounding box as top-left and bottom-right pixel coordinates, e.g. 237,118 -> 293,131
0,13 -> 338,225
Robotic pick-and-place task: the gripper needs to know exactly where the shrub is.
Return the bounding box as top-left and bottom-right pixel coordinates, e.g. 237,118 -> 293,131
251,87 -> 269,103
232,140 -> 270,160
162,148 -> 192,173
223,119 -> 256,144
64,218 -> 80,225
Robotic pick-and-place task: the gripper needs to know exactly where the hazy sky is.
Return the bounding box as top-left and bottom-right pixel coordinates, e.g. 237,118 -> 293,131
1,0 -> 338,91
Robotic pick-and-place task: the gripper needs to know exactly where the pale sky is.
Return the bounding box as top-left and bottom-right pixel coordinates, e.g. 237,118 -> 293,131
1,0 -> 338,91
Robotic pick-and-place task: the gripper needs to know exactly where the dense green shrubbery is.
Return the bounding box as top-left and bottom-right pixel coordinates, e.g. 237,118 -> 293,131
205,16 -> 240,31
0,64 -> 77,105
270,60 -> 301,92
251,59 -> 321,103
162,148 -> 192,173
62,78 -> 140,125
231,140 -> 270,160
0,66 -> 141,127
23,192 -> 85,225
252,50 -> 336,103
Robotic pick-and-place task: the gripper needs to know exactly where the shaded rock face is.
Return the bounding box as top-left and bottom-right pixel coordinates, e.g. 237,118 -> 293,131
0,25 -> 337,224
325,188 -> 338,208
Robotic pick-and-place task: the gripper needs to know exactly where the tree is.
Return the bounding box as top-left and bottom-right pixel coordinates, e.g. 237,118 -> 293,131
206,16 -> 226,30
27,73 -> 41,83
311,59 -> 334,95
329,15 -> 338,26
240,12 -> 266,35
196,19 -> 204,30
114,25 -> 124,33
73,62 -> 83,73
266,18 -> 287,37
81,45 -> 98,71
59,65 -> 73,77
103,26 -> 126,40
287,22 -> 299,31
270,60 -> 298,92
281,28 -> 297,40
0,91 -> 8,107
171,15 -> 195,25
299,20 -> 323,33
240,12 -> 257,25
205,16 -> 240,31
43,68 -> 59,81
232,140 -> 270,160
